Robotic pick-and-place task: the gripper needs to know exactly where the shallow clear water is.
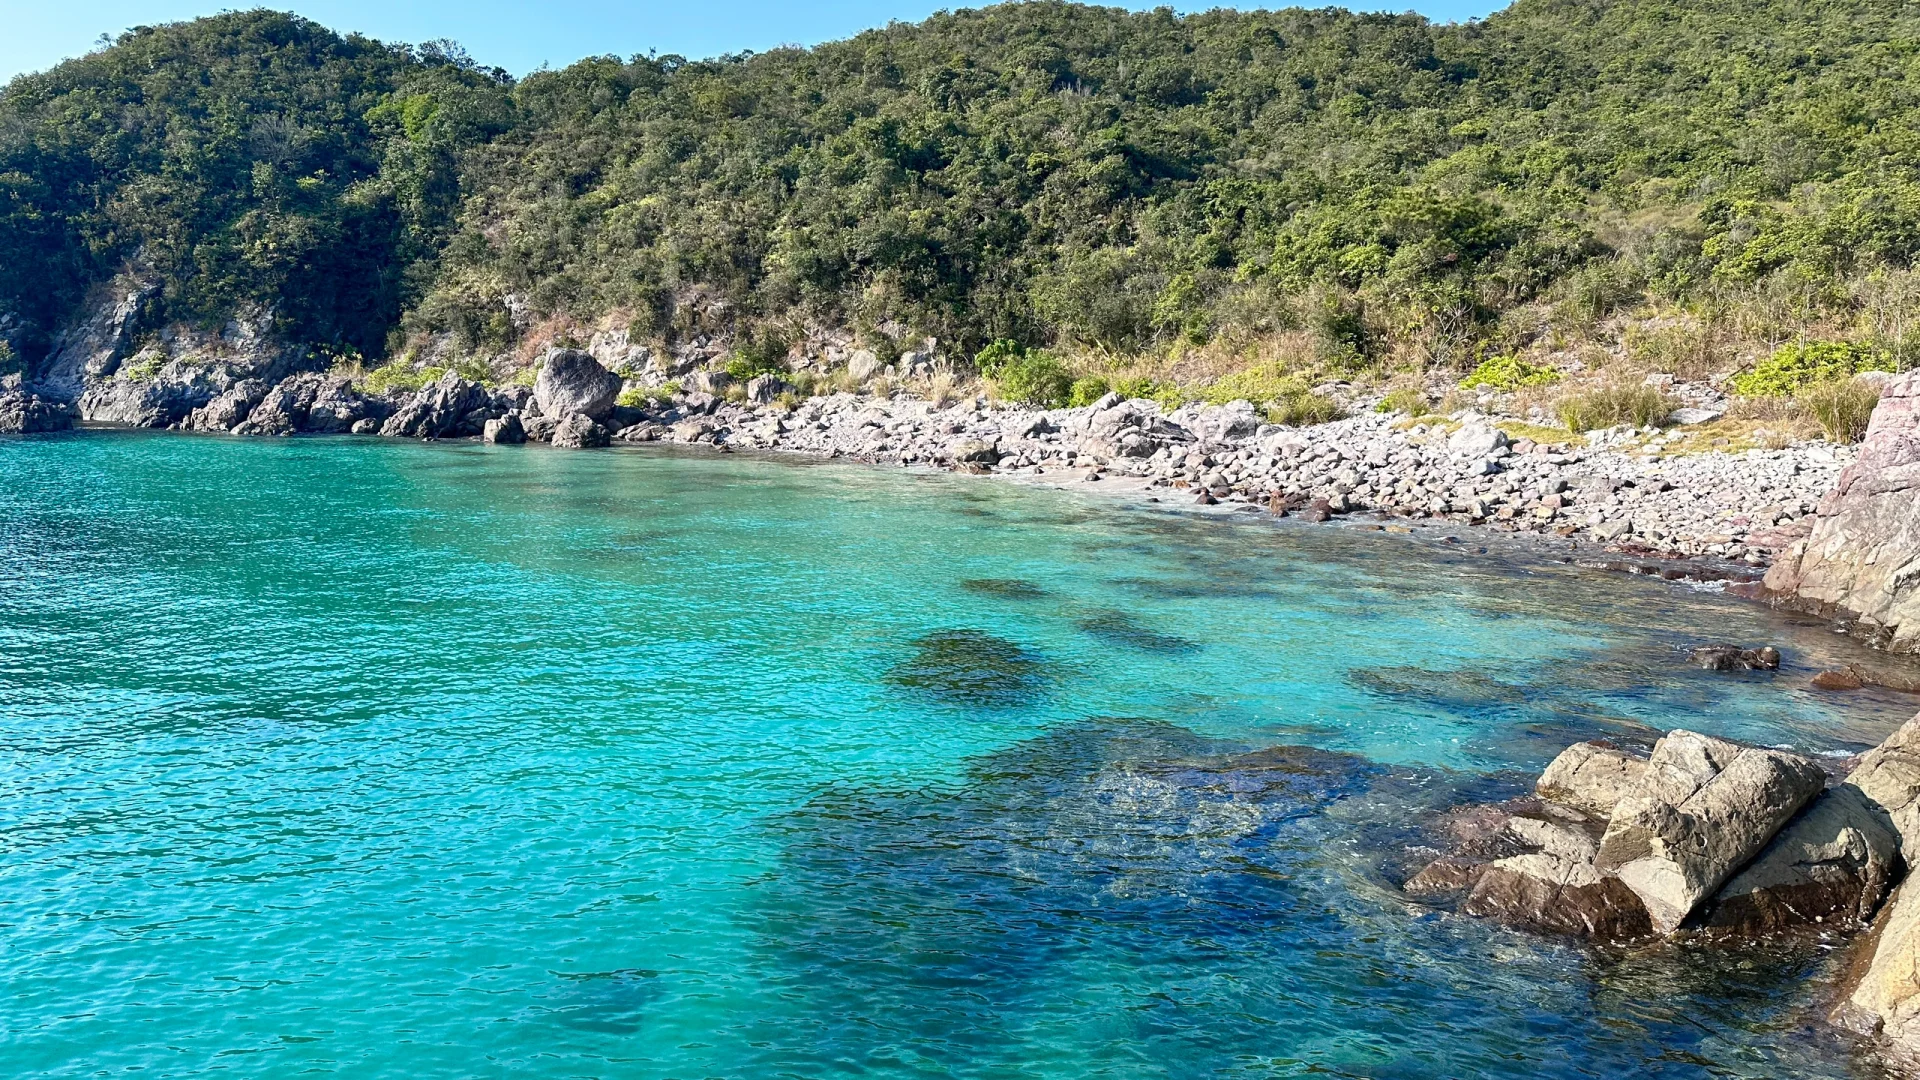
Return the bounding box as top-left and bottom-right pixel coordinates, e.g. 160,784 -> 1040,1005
4,430 -> 1916,1079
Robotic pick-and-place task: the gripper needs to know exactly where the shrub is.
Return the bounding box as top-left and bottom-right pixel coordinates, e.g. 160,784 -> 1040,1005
362,360 -> 445,394
1797,379 -> 1881,443
1459,354 -> 1560,392
1554,383 -> 1676,432
1268,390 -> 1345,427
1198,363 -> 1305,406
1375,387 -> 1432,416
974,341 -> 1072,407
1730,340 -> 1897,397
1067,376 -> 1111,407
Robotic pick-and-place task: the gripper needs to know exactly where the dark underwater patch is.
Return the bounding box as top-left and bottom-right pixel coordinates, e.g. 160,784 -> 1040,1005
959,577 -> 1048,600
1075,609 -> 1199,654
885,629 -> 1051,707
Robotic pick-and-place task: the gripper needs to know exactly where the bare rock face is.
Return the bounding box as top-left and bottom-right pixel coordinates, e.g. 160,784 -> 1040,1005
1593,730 -> 1827,933
1848,714 -> 1920,858
1765,369 -> 1920,653
482,415 -> 525,444
380,373 -> 489,439
1698,783 -> 1899,936
1462,852 -> 1654,941
37,276 -> 157,398
1536,741 -> 1647,817
550,412 -> 609,449
533,350 -> 621,420
1834,881 -> 1920,1058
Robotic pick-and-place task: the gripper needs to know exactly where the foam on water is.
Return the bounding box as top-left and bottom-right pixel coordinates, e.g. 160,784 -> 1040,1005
1,430 -> 1912,1078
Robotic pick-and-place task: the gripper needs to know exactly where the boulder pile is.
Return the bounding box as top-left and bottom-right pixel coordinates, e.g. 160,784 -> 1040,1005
1407,713 -> 1920,1063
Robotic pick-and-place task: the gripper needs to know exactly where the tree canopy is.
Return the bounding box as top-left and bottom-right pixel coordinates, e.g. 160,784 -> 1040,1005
5,1 -> 1920,372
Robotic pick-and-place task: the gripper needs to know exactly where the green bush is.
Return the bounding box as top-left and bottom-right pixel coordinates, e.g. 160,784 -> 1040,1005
975,341 -> 1073,407
1730,341 -> 1897,397
1459,354 -> 1560,392
1554,384 -> 1675,432
1375,387 -> 1432,416
724,332 -> 790,382
1797,379 -> 1881,443
1268,391 -> 1346,427
1067,376 -> 1111,407
363,360 -> 445,394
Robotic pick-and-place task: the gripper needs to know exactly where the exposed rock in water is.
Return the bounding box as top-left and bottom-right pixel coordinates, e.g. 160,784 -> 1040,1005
379,373 -> 490,439
1765,369 -> 1920,653
0,382 -> 77,433
534,349 -> 621,420
1536,741 -> 1647,817
1847,714 -> 1920,858
1689,644 -> 1782,670
885,629 -> 1049,708
1463,851 -> 1654,941
184,379 -> 268,432
483,414 -> 525,444
1833,880 -> 1920,1063
551,412 -> 609,449
1593,730 -> 1825,933
1698,782 -> 1898,936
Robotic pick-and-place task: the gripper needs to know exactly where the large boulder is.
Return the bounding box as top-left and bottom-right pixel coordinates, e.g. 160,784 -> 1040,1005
1536,741 -> 1647,817
482,414 -> 525,444
1463,851 -> 1654,941
380,373 -> 489,439
1593,730 -> 1827,933
1764,369 -> 1920,653
534,349 -> 621,420
303,377 -> 381,433
232,372 -> 337,436
1699,782 -> 1899,936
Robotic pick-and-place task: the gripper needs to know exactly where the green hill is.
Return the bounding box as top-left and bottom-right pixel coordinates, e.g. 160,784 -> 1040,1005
5,1 -> 1920,385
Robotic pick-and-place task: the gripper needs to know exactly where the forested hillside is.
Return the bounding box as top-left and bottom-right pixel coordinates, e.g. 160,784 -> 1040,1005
5,0 -> 1920,390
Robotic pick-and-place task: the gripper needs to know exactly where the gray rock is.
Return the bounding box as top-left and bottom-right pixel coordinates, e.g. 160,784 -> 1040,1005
482,415 -> 526,444
1593,730 -> 1827,933
185,379 -> 268,432
534,349 -> 621,420
1845,713 -> 1920,858
379,373 -> 490,439
522,414 -> 559,442
304,378 -> 380,433
847,349 -> 881,383
952,438 -> 1000,465
1592,518 -> 1634,541
746,374 -> 787,404
1700,783 -> 1899,935
550,412 -> 609,449
1449,423 -> 1510,457
1536,741 -> 1647,817
0,388 -> 77,433
1690,644 -> 1782,670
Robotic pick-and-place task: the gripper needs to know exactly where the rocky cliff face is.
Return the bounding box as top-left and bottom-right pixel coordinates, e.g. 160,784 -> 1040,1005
1765,371 -> 1920,653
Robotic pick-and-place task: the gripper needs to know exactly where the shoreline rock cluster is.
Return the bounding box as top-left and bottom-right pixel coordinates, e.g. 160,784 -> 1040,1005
1407,714 -> 1920,1061
0,344 -> 1873,579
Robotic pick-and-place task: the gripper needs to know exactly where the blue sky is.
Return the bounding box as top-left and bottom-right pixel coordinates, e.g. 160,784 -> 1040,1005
3,1 -> 1507,84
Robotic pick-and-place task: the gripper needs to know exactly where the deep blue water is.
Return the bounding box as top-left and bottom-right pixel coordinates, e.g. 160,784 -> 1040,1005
3,430 -> 1913,1079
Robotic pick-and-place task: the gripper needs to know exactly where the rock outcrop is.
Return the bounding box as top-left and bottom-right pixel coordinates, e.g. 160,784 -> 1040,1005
550,412 -> 609,448
379,373 -> 490,439
1593,730 -> 1826,933
0,382 -> 77,433
533,350 -> 621,420
1699,782 -> 1898,935
1835,882 -> 1920,1064
1848,714 -> 1920,857
1463,851 -> 1654,940
1765,370 -> 1920,653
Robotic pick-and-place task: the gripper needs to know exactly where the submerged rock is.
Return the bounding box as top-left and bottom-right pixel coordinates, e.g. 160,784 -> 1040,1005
1593,730 -> 1826,933
885,629 -> 1049,708
959,578 -> 1048,600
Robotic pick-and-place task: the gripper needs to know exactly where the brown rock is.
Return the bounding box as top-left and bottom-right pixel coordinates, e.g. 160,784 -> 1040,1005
1763,370 -> 1920,654
1463,852 -> 1654,942
1698,783 -> 1899,936
1813,668 -> 1867,691
1404,856 -> 1487,899
1833,880 -> 1920,1061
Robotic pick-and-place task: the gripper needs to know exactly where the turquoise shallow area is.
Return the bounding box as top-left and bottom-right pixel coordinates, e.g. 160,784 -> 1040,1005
3,430 -> 1914,1079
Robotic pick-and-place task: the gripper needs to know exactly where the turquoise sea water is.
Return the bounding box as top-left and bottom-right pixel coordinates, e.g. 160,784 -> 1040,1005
5,430 -> 1917,1079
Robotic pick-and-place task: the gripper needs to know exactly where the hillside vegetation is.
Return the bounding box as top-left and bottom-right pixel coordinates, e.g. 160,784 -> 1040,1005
4,1 -> 1920,413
